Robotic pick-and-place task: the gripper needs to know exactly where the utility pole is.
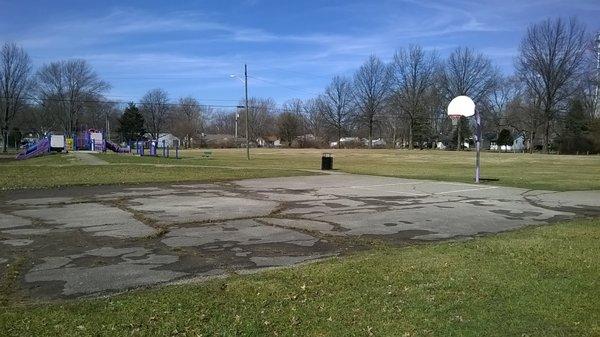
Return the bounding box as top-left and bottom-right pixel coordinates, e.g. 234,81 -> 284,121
245,64 -> 250,160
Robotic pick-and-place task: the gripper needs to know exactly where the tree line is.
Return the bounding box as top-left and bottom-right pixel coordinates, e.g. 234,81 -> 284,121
1,17 -> 599,154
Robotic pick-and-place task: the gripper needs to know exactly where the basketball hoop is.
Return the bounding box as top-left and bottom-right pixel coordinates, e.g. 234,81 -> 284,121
447,96 -> 475,122
449,114 -> 461,126
446,95 -> 482,183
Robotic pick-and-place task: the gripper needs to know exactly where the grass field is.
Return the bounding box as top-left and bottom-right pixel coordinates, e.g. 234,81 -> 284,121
3,148 -> 599,190
2,218 -> 598,336
0,152 -> 313,190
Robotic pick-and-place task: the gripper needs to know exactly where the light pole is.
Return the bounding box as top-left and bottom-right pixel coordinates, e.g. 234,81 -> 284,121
230,64 -> 250,160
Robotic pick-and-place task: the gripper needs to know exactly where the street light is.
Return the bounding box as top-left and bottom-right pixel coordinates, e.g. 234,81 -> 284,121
229,64 -> 250,160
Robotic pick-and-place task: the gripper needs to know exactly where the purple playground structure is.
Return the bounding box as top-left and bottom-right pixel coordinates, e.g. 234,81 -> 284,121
105,140 -> 130,153
15,138 -> 51,160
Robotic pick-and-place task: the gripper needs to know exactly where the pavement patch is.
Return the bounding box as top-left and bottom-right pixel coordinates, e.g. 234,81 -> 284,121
162,219 -> 318,248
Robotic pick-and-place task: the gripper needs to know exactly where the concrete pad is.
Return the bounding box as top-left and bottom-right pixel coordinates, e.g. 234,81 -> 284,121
0,213 -> 32,229
1,173 -> 597,300
258,218 -> 345,236
7,197 -> 74,206
25,246 -> 185,296
26,263 -> 186,296
129,195 -> 279,223
12,203 -> 155,238
3,228 -> 53,235
2,239 -> 33,246
162,219 -> 318,248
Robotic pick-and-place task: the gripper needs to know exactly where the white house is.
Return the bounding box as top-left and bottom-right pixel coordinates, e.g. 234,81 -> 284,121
490,134 -> 525,152
364,138 -> 387,147
144,133 -> 180,148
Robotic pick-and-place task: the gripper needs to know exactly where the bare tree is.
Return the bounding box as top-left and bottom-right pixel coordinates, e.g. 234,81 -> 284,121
577,33 -> 600,118
391,45 -> 439,149
516,17 -> 588,153
441,47 -> 498,150
140,88 -> 170,140
36,59 -> 110,135
318,76 -> 354,148
206,109 -> 236,135
0,42 -> 32,152
481,76 -> 520,141
442,47 -> 498,104
353,55 -> 392,148
300,98 -> 327,146
277,112 -> 301,147
506,88 -> 544,153
239,97 -> 277,142
171,97 -> 204,148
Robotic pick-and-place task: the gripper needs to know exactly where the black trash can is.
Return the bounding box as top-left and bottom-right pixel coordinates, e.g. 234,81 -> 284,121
321,153 -> 333,170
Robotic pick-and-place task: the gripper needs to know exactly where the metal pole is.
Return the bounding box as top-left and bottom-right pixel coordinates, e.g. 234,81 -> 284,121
105,113 -> 110,141
595,32 -> 600,117
475,110 -> 481,183
456,118 -> 461,151
235,112 -> 238,147
244,64 -> 250,160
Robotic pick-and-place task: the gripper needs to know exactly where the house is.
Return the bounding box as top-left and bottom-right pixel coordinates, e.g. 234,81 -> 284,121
144,133 -> 180,148
330,137 -> 358,148
256,136 -> 281,148
363,138 -> 387,148
490,134 -> 525,152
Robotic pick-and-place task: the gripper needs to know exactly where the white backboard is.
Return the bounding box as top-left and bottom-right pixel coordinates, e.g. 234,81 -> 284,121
448,96 -> 475,117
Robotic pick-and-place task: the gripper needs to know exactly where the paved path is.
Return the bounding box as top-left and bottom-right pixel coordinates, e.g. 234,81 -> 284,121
69,152 -> 109,165
1,174 -> 598,300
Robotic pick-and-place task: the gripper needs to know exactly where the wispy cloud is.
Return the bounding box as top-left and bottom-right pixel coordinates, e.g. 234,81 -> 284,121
4,0 -> 598,103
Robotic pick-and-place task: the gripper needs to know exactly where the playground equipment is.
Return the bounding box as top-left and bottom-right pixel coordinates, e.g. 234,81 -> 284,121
74,129 -> 104,151
135,140 -> 180,159
15,130 -> 181,160
15,135 -> 65,160
105,140 -> 130,153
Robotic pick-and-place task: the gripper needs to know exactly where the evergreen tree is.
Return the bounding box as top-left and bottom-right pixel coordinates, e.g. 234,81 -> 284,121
497,129 -> 513,151
557,99 -> 591,154
117,103 -> 145,142
451,116 -> 472,149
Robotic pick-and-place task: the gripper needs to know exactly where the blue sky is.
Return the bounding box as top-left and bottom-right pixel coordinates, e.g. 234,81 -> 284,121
1,0 -> 599,107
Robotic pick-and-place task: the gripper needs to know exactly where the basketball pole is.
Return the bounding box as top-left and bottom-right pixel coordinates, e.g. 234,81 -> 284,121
475,109 -> 481,183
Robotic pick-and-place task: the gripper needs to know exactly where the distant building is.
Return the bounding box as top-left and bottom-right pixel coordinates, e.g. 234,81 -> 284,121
256,136 -> 281,148
490,133 -> 525,152
145,133 -> 180,148
363,138 -> 386,147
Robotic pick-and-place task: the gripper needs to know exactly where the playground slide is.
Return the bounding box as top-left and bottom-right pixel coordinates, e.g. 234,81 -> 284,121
105,140 -> 130,153
15,138 -> 50,160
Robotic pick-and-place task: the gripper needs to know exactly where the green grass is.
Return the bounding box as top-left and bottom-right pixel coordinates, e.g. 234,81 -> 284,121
102,148 -> 600,191
1,149 -> 599,190
2,218 -> 599,336
0,164 -> 310,190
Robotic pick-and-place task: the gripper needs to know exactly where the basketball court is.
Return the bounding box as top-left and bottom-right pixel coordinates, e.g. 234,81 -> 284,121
1,173 -> 598,299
